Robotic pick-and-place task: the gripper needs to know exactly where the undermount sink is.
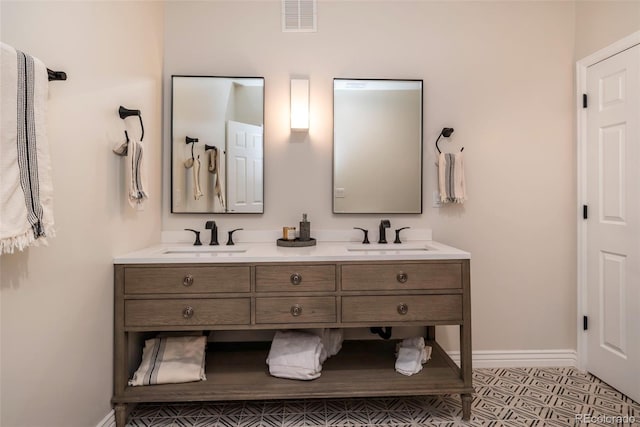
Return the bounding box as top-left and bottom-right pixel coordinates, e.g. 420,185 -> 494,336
347,244 -> 431,253
162,246 -> 247,255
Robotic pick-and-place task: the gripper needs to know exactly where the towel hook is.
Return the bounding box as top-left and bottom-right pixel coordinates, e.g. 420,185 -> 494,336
204,144 -> 216,151
186,136 -> 198,160
435,127 -> 463,153
47,68 -> 67,81
118,106 -> 144,141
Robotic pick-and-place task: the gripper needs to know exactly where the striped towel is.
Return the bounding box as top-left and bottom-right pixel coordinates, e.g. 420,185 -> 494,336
128,335 -> 207,386
0,43 -> 55,254
113,133 -> 148,209
208,146 -> 225,209
438,152 -> 467,204
125,135 -> 148,209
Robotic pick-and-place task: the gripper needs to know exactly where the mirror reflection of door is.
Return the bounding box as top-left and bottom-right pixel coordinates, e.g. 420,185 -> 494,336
226,120 -> 264,213
171,76 -> 264,213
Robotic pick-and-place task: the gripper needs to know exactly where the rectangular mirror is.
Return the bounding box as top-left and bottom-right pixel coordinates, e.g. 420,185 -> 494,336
171,76 -> 264,213
333,79 -> 423,214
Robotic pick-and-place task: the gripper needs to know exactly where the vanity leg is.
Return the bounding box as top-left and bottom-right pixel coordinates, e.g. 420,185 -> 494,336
461,393 -> 472,421
115,403 -> 127,427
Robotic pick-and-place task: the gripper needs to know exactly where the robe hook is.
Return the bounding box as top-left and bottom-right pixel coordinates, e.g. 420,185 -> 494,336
118,106 -> 144,141
186,136 -> 198,160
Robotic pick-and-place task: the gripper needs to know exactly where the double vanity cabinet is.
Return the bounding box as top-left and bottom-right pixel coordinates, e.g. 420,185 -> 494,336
112,240 -> 472,426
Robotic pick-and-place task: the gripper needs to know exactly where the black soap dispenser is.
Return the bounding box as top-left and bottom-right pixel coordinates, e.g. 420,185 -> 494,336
299,213 -> 311,241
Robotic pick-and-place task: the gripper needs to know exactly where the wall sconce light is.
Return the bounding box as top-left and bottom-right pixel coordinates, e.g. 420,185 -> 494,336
290,78 -> 309,132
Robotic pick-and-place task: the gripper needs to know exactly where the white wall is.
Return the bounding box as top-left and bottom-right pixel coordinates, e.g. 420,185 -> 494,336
575,0 -> 640,59
0,2 -> 163,426
163,1 -> 577,351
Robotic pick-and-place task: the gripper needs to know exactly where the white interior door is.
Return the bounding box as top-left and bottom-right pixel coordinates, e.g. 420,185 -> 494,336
585,43 -> 640,402
226,120 -> 264,213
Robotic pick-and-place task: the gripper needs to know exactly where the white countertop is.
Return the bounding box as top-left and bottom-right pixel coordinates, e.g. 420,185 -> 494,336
114,240 -> 470,264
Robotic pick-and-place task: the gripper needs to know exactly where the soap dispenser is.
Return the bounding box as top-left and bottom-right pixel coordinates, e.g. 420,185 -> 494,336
299,213 -> 311,241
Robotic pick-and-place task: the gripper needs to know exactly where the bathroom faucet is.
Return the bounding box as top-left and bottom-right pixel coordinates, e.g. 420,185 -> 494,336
226,228 -> 243,246
205,220 -> 219,245
378,219 -> 391,244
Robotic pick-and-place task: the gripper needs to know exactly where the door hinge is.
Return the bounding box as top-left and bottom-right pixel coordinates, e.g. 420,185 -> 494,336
583,205 -> 588,219
583,94 -> 588,108
583,315 -> 588,331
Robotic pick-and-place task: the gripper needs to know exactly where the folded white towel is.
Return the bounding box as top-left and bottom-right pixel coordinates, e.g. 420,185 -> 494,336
128,335 -> 207,386
266,331 -> 324,380
396,337 -> 432,365
322,328 -> 343,358
401,337 -> 425,349
438,152 -> 466,204
395,347 -> 423,376
1,42 -> 55,254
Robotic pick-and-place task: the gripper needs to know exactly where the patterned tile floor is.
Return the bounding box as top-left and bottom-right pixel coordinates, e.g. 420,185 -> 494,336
126,368 -> 640,426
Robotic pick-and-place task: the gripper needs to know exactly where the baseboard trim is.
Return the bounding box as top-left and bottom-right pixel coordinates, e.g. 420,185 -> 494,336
96,410 -> 115,427
447,349 -> 578,368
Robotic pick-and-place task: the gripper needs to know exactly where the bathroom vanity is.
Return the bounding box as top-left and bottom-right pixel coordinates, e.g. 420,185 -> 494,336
112,240 -> 472,426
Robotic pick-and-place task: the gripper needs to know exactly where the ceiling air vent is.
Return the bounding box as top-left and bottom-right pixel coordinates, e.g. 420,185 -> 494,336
282,0 -> 317,32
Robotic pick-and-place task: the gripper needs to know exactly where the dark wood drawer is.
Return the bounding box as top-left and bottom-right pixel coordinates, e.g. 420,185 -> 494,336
255,265 -> 336,292
255,297 -> 336,324
341,295 -> 462,323
341,263 -> 461,291
124,266 -> 250,294
125,298 -> 250,327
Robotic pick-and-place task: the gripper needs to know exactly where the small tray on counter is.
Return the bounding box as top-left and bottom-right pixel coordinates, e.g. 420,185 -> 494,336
276,238 -> 317,247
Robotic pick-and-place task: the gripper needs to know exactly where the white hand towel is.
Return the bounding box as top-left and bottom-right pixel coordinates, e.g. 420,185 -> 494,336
266,331 -> 323,380
395,347 -> 423,376
193,156 -> 203,200
125,135 -> 148,210
208,147 -> 225,209
128,335 -> 207,386
1,43 -> 55,254
438,152 -> 466,204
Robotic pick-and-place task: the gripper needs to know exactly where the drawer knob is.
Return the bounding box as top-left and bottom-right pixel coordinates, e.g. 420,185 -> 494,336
183,274 -> 194,287
397,272 -> 408,283
397,303 -> 409,315
290,273 -> 303,285
290,304 -> 303,317
182,306 -> 194,319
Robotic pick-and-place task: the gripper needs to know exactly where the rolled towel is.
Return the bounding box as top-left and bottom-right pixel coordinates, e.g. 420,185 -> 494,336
395,347 -> 423,376
396,337 -> 431,364
438,152 -> 466,204
323,328 -> 343,358
128,335 -> 207,386
266,331 -> 324,380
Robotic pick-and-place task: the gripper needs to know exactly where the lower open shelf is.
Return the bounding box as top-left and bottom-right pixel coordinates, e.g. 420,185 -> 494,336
116,339 -> 472,404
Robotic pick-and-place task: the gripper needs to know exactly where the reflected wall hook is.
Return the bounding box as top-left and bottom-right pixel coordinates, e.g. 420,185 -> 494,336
186,136 -> 198,160
118,106 -> 144,141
